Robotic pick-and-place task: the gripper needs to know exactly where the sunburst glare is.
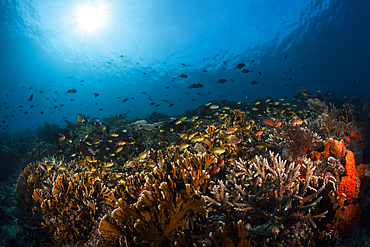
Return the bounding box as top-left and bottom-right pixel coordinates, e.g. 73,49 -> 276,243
78,3 -> 107,32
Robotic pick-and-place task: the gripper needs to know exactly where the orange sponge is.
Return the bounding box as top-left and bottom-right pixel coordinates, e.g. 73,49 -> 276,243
337,204 -> 361,238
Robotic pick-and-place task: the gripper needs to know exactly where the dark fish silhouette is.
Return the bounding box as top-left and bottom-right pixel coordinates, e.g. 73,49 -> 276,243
241,69 -> 250,73
94,93 -> 100,98
67,89 -> 77,93
179,74 -> 188,78
98,108 -> 103,111
140,92 -> 147,94
191,98 -> 196,101
150,102 -> 156,106
169,103 -> 174,107
123,98 -> 129,103
258,71 -> 262,75
217,79 -> 228,84
236,63 -> 245,69
28,94 -> 33,101
203,69 -> 207,72
251,81 -> 258,85
188,83 -> 204,89
80,80 -> 84,82
177,97 -> 182,102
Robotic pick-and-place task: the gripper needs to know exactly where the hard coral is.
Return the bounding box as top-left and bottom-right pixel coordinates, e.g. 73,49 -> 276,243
307,98 -> 328,119
268,123 -> 323,161
98,151 -> 215,246
31,170 -> 116,245
309,101 -> 358,140
206,152 -> 328,245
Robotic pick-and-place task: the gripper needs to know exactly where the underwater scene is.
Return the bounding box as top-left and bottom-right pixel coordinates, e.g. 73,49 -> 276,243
1,0 -> 370,246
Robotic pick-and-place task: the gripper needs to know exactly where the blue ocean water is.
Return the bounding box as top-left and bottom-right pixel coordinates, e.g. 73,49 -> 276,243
0,0 -> 369,132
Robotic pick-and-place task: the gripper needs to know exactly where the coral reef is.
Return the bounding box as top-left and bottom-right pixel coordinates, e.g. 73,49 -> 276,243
308,99 -> 358,140
32,171 -> 116,245
11,96 -> 370,246
267,124 -> 323,161
97,151 -> 215,246
307,98 -> 328,119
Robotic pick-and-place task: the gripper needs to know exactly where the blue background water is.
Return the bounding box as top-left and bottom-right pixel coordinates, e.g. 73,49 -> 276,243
0,0 -> 369,132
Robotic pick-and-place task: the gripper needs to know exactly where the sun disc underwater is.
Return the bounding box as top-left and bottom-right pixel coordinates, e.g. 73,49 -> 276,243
78,4 -> 106,31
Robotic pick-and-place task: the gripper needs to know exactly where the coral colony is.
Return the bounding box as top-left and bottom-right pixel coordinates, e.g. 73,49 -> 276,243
15,93 -> 370,246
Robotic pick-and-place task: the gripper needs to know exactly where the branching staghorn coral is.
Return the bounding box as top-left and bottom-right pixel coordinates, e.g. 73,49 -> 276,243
205,151 -> 328,244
